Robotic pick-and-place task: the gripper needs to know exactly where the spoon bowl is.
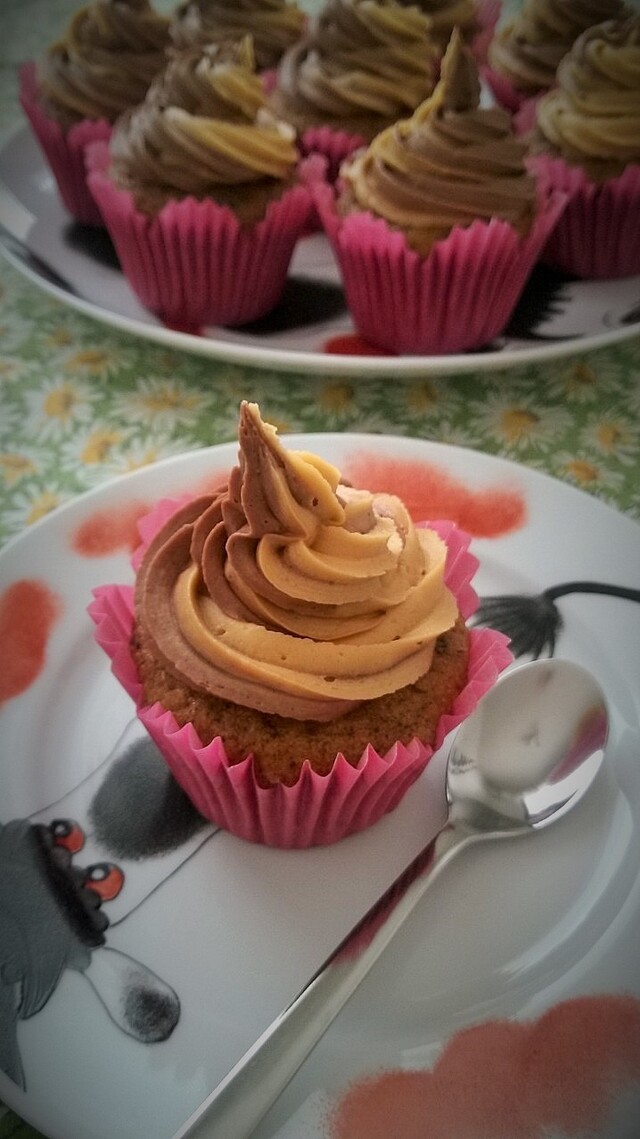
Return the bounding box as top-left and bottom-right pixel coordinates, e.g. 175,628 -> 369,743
178,658 -> 609,1139
446,658 -> 608,836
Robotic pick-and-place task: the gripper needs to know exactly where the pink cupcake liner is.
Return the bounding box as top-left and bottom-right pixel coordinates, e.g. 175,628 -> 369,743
19,62 -> 111,226
513,94 -> 542,136
85,140 -> 316,330
527,155 -> 640,279
89,501 -> 512,848
313,177 -> 566,354
298,124 -> 368,184
481,64 -> 535,114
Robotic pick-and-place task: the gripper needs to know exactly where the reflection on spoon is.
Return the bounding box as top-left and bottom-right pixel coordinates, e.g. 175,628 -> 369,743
177,659 -> 609,1139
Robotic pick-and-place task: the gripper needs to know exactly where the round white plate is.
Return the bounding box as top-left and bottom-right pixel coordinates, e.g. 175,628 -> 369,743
1,128 -> 639,376
1,436 -> 640,1139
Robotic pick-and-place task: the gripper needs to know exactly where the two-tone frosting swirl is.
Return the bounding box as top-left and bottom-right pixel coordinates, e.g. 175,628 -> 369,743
396,0 -> 480,50
134,402 -> 459,722
488,0 -> 631,95
533,15 -> 640,180
36,0 -> 170,129
340,29 -> 536,253
170,0 -> 306,72
268,0 -> 439,139
109,38 -> 299,218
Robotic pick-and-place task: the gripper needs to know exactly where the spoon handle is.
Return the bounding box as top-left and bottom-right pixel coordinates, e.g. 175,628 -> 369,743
176,822 -> 469,1139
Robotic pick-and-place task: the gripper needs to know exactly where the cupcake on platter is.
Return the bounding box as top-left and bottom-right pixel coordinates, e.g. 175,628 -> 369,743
86,37 -> 315,330
90,402 -> 512,848
267,0 -> 440,181
169,0 -> 306,75
526,14 -> 640,278
484,0 -> 631,113
313,28 -> 565,355
19,0 -> 170,225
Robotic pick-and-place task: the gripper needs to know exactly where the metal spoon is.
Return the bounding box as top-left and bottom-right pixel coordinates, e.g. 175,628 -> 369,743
176,658 -> 609,1139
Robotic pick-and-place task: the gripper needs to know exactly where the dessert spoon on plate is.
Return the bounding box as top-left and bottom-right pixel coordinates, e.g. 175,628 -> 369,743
175,657 -> 609,1139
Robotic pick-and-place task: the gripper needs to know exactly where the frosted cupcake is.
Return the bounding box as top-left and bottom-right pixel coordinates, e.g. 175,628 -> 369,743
485,0 -> 631,112
90,402 -> 512,848
19,0 -> 170,225
526,15 -> 640,278
169,0 -> 306,74
268,0 -> 440,180
86,38 -> 315,329
314,28 -> 565,354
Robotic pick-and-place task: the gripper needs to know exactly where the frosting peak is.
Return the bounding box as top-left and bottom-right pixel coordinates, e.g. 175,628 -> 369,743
135,403 -> 459,721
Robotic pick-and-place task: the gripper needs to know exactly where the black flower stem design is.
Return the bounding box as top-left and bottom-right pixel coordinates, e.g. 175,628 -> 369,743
474,581 -> 640,660
543,581 -> 640,604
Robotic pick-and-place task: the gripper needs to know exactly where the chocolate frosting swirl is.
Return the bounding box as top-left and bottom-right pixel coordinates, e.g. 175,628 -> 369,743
533,15 -> 640,180
36,0 -> 170,129
395,0 -> 479,49
488,0 -> 632,95
170,0 -> 306,71
340,29 -> 536,253
134,403 -> 459,722
109,39 -> 299,217
268,0 -> 439,139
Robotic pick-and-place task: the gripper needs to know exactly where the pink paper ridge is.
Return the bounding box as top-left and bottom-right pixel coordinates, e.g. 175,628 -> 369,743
19,61 -> 110,226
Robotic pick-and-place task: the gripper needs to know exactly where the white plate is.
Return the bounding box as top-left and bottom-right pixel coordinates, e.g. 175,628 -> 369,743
1,127 -> 639,377
1,436 -> 640,1139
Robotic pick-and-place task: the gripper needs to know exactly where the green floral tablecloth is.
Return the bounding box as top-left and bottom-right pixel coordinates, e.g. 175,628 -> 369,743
1,2 -> 640,1137
1,259 -> 639,550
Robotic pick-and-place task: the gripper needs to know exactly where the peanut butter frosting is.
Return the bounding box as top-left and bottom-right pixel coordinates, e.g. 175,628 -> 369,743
533,15 -> 640,181
36,0 -> 170,130
488,0 -> 631,95
339,28 -> 537,254
109,38 -> 300,219
170,0 -> 306,72
134,402 -> 459,722
268,0 -> 439,140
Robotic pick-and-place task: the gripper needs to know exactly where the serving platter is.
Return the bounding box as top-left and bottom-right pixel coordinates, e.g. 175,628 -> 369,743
1,127 -> 639,376
1,435 -> 639,1139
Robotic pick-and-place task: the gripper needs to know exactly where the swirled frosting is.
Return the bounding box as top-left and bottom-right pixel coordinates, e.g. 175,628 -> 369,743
488,0 -> 631,95
36,0 -> 170,130
396,0 -> 479,49
533,15 -> 640,180
268,0 -> 439,140
170,0 -> 306,72
134,402 -> 459,722
339,29 -> 537,253
109,38 -> 300,218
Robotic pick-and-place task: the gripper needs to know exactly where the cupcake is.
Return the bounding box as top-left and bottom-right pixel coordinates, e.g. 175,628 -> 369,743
86,38 -> 315,329
484,0 -> 631,112
526,15 -> 640,278
90,402 -> 512,848
267,0 -> 440,181
313,28 -> 565,355
19,0 -> 170,225
169,0 -> 306,74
